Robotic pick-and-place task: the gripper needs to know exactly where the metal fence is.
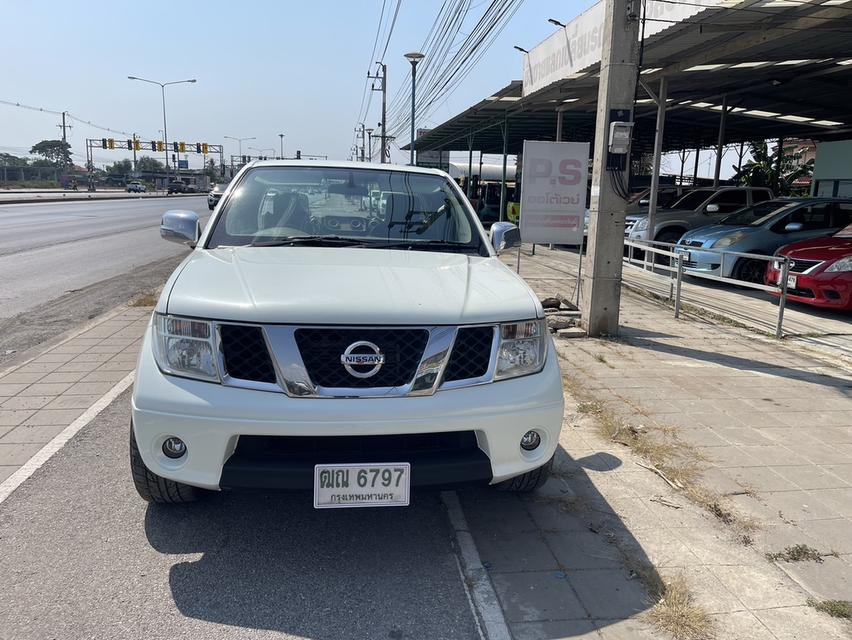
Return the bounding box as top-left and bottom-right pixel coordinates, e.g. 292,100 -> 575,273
623,239 -> 792,339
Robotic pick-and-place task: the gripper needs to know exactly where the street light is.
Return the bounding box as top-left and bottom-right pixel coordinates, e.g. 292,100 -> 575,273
547,18 -> 567,28
224,135 -> 256,158
249,146 -> 275,159
127,76 -> 196,179
278,133 -> 285,159
513,45 -> 529,54
365,128 -> 374,162
404,52 -> 425,166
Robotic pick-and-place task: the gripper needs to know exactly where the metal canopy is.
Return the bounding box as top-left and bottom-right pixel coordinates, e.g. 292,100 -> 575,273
409,0 -> 852,155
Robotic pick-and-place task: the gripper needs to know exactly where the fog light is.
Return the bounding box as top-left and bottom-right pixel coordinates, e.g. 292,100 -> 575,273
520,430 -> 541,451
162,436 -> 187,459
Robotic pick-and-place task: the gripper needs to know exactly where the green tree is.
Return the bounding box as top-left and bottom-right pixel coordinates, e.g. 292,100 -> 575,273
732,141 -> 814,196
105,159 -> 133,174
135,156 -> 165,172
203,158 -> 218,181
30,139 -> 72,166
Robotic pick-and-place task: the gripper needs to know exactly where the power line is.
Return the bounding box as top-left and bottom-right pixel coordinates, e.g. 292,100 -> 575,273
0,98 -> 152,139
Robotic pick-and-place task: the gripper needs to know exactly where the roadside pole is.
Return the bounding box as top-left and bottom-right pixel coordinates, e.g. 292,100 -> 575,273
580,0 -> 640,337
646,76 -> 667,242
713,94 -> 727,188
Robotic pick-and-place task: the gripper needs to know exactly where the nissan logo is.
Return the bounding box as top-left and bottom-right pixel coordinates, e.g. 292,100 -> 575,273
340,341 -> 385,379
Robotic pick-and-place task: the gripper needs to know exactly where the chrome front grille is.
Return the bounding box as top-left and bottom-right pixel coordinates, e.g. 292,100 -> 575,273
215,323 -> 500,398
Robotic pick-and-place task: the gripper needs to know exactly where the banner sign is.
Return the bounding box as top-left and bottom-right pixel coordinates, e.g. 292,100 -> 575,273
519,141 -> 588,245
522,0 -> 726,96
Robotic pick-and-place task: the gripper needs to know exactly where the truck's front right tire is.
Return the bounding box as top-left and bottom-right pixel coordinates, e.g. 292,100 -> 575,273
496,455 -> 553,493
129,424 -> 198,504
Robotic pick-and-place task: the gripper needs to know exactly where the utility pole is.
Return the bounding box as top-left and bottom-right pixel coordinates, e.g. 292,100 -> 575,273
57,111 -> 70,170
368,63 -> 388,163
366,128 -> 374,162
581,0 -> 641,337
278,133 -> 284,159
132,133 -> 138,172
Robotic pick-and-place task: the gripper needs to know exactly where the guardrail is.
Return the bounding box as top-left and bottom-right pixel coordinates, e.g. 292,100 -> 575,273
623,239 -> 792,339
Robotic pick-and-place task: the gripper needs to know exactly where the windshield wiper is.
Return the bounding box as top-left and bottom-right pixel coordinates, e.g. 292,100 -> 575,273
250,235 -> 369,247
363,239 -> 482,253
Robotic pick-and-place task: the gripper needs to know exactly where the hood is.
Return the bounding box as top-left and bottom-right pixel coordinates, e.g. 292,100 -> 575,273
165,247 -> 541,325
777,235 -> 852,261
680,224 -> 757,244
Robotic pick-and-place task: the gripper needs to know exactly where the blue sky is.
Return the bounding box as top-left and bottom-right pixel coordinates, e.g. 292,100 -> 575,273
0,0 -> 596,169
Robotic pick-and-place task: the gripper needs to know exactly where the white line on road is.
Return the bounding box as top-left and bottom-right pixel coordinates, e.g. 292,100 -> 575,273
0,372 -> 135,505
441,490 -> 511,640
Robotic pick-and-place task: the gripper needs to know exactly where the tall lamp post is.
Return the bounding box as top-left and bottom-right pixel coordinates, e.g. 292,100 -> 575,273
278,133 -> 285,159
404,52 -> 425,166
127,76 -> 196,180
224,135 -> 256,159
365,128 -> 374,162
249,147 -> 275,159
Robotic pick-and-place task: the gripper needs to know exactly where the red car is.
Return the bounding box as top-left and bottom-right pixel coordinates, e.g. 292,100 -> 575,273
765,223 -> 852,311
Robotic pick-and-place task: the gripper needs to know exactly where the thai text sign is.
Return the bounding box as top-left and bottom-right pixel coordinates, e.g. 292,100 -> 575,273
519,141 -> 588,245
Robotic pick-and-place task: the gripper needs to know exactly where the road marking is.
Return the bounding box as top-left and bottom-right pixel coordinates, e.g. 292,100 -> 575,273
441,490 -> 511,640
0,372 -> 135,505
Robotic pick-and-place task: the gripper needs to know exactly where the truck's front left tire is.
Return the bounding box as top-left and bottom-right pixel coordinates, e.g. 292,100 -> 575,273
496,455 -> 554,493
129,424 -> 198,504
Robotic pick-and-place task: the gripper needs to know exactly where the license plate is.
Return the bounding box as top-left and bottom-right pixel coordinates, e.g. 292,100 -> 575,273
787,275 -> 797,289
313,463 -> 410,509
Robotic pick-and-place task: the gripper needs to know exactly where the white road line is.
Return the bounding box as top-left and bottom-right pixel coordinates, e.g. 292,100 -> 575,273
441,490 -> 511,640
0,372 -> 135,505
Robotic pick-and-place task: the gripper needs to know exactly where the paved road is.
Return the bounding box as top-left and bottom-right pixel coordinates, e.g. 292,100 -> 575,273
0,197 -> 210,364
0,390 -> 480,640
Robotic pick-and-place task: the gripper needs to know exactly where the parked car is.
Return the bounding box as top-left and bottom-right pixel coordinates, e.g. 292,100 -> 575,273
676,198 -> 852,283
765,222 -> 852,311
167,180 -> 187,194
207,182 -> 229,210
626,186 -> 774,244
126,181 -> 147,193
131,161 -> 564,505
625,186 -> 690,215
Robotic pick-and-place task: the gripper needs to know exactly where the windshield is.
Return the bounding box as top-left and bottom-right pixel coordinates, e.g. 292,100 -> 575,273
206,166 -> 484,254
719,201 -> 793,226
670,189 -> 714,210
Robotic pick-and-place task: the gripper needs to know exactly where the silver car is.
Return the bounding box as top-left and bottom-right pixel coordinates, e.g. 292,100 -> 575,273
676,198 -> 852,283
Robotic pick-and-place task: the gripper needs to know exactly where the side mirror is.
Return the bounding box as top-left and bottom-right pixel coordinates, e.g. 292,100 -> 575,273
490,221 -> 521,254
161,210 -> 200,246
705,204 -> 720,214
784,222 -> 803,233
638,198 -> 650,206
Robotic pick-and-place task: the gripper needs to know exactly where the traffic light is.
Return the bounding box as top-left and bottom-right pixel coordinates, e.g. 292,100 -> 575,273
157,141 -> 164,152
202,142 -> 209,155
101,138 -> 107,149
134,139 -> 141,151
296,149 -> 301,159
179,142 -> 186,154
195,143 -> 202,154
126,140 -> 132,150
107,138 -> 115,149
173,142 -> 179,152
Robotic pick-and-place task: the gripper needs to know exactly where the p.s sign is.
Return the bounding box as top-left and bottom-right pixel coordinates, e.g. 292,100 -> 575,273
519,141 -> 588,245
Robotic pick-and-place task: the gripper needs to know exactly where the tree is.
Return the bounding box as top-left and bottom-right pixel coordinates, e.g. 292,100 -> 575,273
732,140 -> 814,196
135,156 -> 165,172
203,158 -> 218,181
105,159 -> 133,174
30,139 -> 72,166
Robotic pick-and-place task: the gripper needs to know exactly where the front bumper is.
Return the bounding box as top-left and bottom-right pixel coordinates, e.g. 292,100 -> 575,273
676,247 -> 727,277
765,265 -> 852,310
131,326 -> 565,491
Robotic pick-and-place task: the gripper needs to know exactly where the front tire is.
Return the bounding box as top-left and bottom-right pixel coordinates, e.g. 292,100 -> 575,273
733,257 -> 766,284
129,424 -> 197,504
496,456 -> 553,493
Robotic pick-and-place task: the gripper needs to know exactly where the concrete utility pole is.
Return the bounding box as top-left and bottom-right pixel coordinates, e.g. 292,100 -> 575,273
132,133 -> 138,171
366,128 -> 374,161
581,0 -> 640,337
57,111 -> 70,169
368,63 -> 388,163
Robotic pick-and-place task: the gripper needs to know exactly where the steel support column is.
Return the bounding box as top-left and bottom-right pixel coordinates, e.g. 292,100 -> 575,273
646,76 -> 667,242
499,118 -> 508,222
693,146 -> 701,184
713,94 -> 728,188
467,133 -> 474,198
555,109 -> 563,142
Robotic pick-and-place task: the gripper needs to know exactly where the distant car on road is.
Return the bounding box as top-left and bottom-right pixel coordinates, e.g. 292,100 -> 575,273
126,181 -> 147,193
676,198 -> 852,283
207,182 -> 229,210
167,180 -> 198,194
626,186 -> 774,244
766,221 -> 852,311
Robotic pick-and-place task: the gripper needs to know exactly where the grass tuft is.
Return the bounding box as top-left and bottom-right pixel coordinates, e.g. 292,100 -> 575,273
807,598 -> 852,619
645,574 -> 716,640
130,292 -> 159,307
766,544 -> 828,564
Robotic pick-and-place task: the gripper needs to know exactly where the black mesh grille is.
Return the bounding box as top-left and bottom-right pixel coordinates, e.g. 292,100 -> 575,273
443,326 -> 494,382
295,328 -> 429,388
789,259 -> 821,273
220,324 -> 276,383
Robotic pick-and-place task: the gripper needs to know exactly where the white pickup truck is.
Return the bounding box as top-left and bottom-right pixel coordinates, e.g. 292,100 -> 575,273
131,161 -> 564,507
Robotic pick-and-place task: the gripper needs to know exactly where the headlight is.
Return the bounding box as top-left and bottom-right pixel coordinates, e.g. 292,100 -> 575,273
712,232 -> 746,248
494,319 -> 546,380
152,314 -> 219,382
633,218 -> 648,231
825,256 -> 852,273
